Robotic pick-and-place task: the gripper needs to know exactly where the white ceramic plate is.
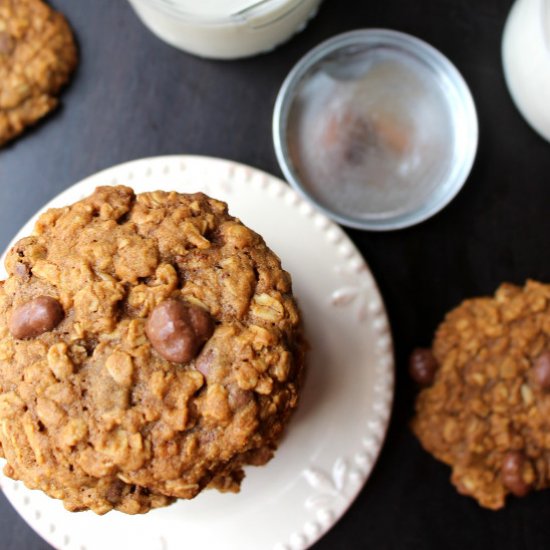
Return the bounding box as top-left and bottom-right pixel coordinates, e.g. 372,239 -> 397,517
0,156 -> 394,550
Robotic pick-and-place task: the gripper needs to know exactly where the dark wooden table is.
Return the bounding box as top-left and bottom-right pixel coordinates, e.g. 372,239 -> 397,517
2,0 -> 550,548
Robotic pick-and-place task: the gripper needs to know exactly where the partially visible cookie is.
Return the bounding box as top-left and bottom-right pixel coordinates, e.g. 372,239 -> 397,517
412,281 -> 550,509
0,0 -> 77,147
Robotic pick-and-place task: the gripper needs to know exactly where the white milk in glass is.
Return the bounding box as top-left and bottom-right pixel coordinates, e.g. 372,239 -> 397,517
502,0 -> 550,141
128,0 -> 323,59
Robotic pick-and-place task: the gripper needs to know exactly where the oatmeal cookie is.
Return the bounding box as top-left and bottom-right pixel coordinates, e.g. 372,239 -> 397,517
412,281 -> 550,509
0,186 -> 305,514
0,0 -> 77,147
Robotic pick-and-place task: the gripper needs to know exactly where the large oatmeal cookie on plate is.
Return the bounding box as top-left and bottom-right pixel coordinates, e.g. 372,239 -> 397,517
0,0 -> 77,147
0,186 -> 305,514
412,281 -> 550,509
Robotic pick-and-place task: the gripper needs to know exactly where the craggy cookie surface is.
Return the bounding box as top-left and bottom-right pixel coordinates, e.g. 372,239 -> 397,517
0,186 -> 305,514
0,0 -> 77,147
412,281 -> 550,509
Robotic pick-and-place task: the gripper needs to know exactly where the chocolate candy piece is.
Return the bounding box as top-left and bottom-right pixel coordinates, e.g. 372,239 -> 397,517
9,296 -> 64,339
14,262 -> 30,278
146,299 -> 214,364
409,348 -> 439,386
0,32 -> 14,55
195,349 -> 214,377
501,451 -> 532,497
533,351 -> 550,390
228,386 -> 253,410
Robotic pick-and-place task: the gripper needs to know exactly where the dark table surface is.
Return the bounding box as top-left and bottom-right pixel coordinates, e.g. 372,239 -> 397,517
2,0 -> 550,549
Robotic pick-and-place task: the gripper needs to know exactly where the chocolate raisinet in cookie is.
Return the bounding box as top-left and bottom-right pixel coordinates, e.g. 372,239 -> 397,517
0,0 -> 77,147
0,186 -> 305,514
411,281 -> 550,509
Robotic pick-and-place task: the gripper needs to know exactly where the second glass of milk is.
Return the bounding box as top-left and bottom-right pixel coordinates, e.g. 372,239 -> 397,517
127,0 -> 323,59
502,0 -> 550,141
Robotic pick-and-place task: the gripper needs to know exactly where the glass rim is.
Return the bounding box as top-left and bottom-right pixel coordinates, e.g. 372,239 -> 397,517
133,0 -> 312,25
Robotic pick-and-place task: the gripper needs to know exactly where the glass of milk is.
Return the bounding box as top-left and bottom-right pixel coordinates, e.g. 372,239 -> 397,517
502,0 -> 550,141
127,0 -> 323,59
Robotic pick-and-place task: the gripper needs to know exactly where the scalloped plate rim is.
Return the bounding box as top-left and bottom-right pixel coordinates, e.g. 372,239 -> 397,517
0,155 -> 394,550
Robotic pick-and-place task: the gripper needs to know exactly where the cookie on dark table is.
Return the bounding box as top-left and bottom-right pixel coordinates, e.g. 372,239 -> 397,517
0,0 -> 77,147
412,281 -> 550,509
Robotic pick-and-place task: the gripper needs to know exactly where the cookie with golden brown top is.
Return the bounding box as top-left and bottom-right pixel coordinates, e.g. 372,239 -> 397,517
0,186 -> 305,514
412,281 -> 550,509
0,0 -> 77,147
